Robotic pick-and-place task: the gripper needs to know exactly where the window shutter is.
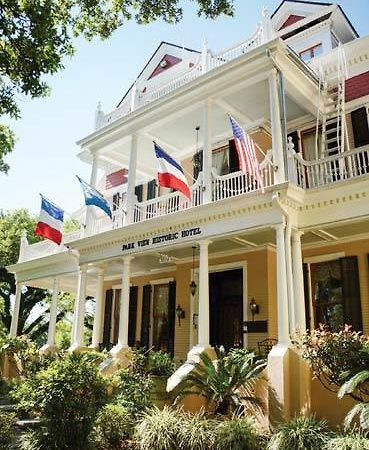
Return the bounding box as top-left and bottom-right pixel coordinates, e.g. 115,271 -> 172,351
167,281 -> 176,356
135,184 -> 143,202
228,139 -> 239,173
140,284 -> 152,348
303,264 -> 311,330
128,286 -> 138,347
340,256 -> 362,331
193,150 -> 203,180
147,180 -> 157,200
351,107 -> 369,148
102,289 -> 113,350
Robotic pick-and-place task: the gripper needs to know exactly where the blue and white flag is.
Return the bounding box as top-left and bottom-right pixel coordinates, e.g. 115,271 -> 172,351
77,176 -> 112,219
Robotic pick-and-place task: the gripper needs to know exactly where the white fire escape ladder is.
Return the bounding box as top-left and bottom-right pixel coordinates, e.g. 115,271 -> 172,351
320,44 -> 349,161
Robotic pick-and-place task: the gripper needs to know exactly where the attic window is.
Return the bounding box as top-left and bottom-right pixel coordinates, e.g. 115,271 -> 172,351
299,43 -> 323,62
148,54 -> 182,79
279,14 -> 305,30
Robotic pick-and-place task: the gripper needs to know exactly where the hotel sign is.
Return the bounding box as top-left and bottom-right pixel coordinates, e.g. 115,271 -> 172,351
121,227 -> 202,252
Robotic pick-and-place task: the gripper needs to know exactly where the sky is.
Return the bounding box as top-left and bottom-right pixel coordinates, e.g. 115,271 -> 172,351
0,0 -> 368,216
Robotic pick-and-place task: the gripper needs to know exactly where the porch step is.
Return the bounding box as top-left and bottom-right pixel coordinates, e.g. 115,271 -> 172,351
15,418 -> 42,430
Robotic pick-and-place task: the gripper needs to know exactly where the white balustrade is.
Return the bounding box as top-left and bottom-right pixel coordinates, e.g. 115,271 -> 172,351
97,22 -> 265,129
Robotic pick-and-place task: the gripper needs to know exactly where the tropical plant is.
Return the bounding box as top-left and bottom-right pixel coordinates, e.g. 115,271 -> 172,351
92,404 -> 133,450
298,325 -> 369,400
11,352 -> 109,450
214,415 -> 259,450
178,411 -> 216,450
324,433 -> 369,450
135,405 -> 183,450
338,368 -> 369,432
175,346 -> 266,415
115,367 -> 153,417
267,416 -> 332,450
148,350 -> 175,377
0,410 -> 16,449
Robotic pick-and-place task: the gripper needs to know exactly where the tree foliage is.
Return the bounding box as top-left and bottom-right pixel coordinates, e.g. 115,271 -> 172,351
0,0 -> 233,172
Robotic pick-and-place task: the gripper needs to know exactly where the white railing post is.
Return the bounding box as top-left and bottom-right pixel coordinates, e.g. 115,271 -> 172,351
201,39 -> 209,74
130,82 -> 137,112
94,102 -> 104,130
261,7 -> 275,44
287,136 -> 298,184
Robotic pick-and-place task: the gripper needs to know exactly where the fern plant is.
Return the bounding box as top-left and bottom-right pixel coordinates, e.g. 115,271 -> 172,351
175,346 -> 266,415
325,433 -> 369,450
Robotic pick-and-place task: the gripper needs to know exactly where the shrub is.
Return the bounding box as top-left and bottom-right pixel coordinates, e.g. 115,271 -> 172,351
92,404 -> 133,450
0,411 -> 15,449
135,405 -> 182,450
12,352 -> 109,450
267,416 -> 332,450
325,433 -> 369,450
115,367 -> 153,416
298,326 -> 369,400
178,411 -> 216,450
214,415 -> 258,450
147,351 -> 175,377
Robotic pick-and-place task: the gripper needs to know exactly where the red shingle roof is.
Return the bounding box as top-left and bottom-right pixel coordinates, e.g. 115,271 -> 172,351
346,71 -> 369,102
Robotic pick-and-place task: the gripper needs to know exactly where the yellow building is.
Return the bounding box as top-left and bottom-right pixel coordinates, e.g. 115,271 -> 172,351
7,0 -> 369,424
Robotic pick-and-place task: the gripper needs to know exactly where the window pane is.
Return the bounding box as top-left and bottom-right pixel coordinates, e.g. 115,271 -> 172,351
313,43 -> 323,58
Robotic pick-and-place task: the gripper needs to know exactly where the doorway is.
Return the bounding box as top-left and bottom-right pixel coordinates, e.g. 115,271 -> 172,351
209,268 -> 244,350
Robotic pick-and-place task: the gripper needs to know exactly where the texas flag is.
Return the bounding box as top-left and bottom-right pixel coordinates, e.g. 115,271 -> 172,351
35,195 -> 64,245
154,142 -> 191,200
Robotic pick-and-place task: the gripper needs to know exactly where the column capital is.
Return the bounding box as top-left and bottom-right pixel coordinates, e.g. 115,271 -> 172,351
121,255 -> 134,264
92,265 -> 105,275
78,264 -> 88,273
198,239 -> 212,249
273,222 -> 286,233
292,229 -> 304,241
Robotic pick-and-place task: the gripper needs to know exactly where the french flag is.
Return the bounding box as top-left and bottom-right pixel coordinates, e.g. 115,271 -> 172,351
154,143 -> 191,200
35,195 -> 64,245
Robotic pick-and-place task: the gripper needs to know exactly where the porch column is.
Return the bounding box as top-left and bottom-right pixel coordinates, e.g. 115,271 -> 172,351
275,223 -> 290,344
292,230 -> 306,331
40,278 -> 59,353
126,134 -> 138,225
91,267 -> 105,349
202,99 -> 212,204
71,265 -> 88,349
90,152 -> 99,187
198,240 -> 212,347
10,282 -> 23,337
269,69 -> 286,184
285,222 -> 295,334
111,256 -> 133,359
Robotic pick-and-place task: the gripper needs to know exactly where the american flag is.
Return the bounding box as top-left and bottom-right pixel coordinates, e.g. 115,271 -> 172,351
105,168 -> 128,190
229,115 -> 264,192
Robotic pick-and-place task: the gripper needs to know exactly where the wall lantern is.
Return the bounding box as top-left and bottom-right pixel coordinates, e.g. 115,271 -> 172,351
192,313 -> 199,329
189,246 -> 197,296
176,304 -> 185,326
249,297 -> 259,321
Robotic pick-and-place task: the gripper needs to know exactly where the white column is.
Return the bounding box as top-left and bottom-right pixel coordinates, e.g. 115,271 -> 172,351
292,230 -> 306,331
10,282 -> 23,337
47,278 -> 59,347
117,256 -> 133,348
198,240 -> 212,347
125,134 -> 138,225
90,153 -> 99,187
91,267 -> 105,348
72,265 -> 88,348
202,99 -> 212,204
269,69 -> 286,184
285,221 -> 295,334
275,223 -> 290,345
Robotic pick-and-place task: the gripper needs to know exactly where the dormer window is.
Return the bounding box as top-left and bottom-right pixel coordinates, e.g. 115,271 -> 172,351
299,43 -> 323,62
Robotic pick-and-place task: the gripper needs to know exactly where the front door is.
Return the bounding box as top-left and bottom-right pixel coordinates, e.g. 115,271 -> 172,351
209,268 -> 243,350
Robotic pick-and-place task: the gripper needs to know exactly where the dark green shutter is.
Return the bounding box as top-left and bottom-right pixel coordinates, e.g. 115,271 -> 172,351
167,281 -> 176,356
341,256 -> 362,331
102,289 -> 113,350
303,264 -> 311,330
228,139 -> 239,173
140,284 -> 152,349
135,184 -> 143,202
147,180 -> 156,200
128,286 -> 138,347
193,150 -> 203,180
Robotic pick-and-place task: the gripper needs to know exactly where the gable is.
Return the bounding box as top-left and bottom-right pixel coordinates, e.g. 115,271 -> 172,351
148,54 -> 182,80
279,14 -> 305,30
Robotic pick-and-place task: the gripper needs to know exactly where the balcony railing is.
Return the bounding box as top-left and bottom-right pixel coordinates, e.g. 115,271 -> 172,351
292,145 -> 369,189
98,22 -> 266,129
